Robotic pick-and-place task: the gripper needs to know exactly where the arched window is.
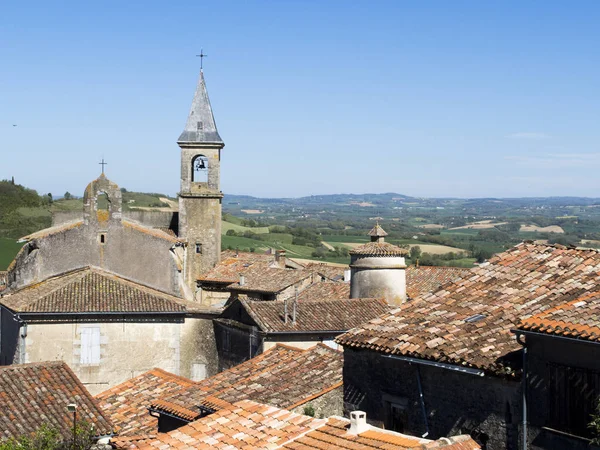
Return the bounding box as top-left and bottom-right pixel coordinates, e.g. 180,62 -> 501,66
192,155 -> 209,183
96,192 -> 111,223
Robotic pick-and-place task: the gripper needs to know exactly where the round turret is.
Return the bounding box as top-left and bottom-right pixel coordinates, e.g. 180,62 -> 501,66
350,223 -> 408,305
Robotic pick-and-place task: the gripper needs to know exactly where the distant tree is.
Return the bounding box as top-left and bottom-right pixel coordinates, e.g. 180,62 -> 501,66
47,193 -> 53,204
10,176 -> 14,185
64,192 -> 72,200
120,187 -> 127,193
410,246 -> 422,261
226,229 -> 237,236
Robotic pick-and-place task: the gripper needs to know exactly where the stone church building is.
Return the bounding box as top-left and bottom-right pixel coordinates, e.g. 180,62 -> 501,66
0,69 -> 226,393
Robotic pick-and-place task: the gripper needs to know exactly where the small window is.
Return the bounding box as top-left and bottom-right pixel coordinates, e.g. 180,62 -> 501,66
197,121 -> 203,130
99,233 -> 106,244
196,243 -> 202,254
80,327 -> 101,365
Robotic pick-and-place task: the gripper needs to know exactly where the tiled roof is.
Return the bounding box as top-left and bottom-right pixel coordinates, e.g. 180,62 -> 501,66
0,266 -> 212,314
296,281 -> 350,302
0,361 -> 114,440
18,220 -> 84,242
151,344 -> 342,421
241,297 -> 391,333
406,265 -> 471,299
301,263 -> 348,282
517,290 -> 600,342
350,241 -> 408,256
123,220 -> 181,244
113,400 -> 480,450
282,417 -> 480,450
96,368 -> 195,436
368,223 -> 388,237
113,399 -> 326,449
199,255 -> 312,293
336,243 -> 600,376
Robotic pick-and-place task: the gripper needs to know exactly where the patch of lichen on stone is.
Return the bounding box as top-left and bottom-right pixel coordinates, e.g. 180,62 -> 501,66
97,210 -> 110,222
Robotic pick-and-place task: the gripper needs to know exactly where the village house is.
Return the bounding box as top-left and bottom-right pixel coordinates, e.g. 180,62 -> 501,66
214,296 -> 390,368
111,398 -> 481,450
0,361 -> 114,441
514,291 -> 600,449
336,242 -> 600,450
0,266 -> 218,394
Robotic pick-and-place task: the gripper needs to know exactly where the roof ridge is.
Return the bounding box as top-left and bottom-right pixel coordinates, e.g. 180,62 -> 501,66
147,368 -> 196,386
5,266 -> 90,298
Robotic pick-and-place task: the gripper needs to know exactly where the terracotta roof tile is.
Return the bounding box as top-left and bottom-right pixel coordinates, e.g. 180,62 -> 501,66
198,254 -> 312,293
349,242 -> 408,256
517,290 -> 600,342
114,400 -> 479,449
1,266 -> 212,314
336,243 -> 600,376
151,345 -> 342,420
241,297 -> 391,333
18,220 -> 84,242
96,368 -> 195,436
295,281 -> 350,302
301,263 -> 348,282
0,361 -> 114,440
405,266 -> 471,299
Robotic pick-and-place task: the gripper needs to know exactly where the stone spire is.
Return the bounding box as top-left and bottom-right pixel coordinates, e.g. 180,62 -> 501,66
178,70 -> 223,144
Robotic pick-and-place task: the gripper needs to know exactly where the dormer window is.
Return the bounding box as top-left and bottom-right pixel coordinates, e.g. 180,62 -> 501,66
197,121 -> 203,130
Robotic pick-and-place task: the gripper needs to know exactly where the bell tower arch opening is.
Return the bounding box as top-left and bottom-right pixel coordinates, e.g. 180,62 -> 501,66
192,155 -> 209,184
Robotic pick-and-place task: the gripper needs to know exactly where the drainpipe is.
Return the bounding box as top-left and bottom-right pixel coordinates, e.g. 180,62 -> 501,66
516,332 -> 528,450
415,365 -> 430,438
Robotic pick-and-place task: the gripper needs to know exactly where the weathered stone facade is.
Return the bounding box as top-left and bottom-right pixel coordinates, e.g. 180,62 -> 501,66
290,386 -> 344,419
9,175 -> 181,295
0,312 -> 217,396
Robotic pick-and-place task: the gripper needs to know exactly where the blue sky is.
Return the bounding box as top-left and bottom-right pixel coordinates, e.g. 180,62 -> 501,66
1,1 -> 600,198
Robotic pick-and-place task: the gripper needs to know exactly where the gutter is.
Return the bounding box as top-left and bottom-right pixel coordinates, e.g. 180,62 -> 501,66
512,328 -> 600,346
261,329 -> 347,337
382,354 -> 485,377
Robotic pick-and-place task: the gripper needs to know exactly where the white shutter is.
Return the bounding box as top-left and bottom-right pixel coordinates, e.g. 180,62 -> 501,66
80,327 -> 100,364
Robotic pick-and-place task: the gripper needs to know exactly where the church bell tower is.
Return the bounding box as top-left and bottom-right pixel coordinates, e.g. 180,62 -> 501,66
178,68 -> 224,288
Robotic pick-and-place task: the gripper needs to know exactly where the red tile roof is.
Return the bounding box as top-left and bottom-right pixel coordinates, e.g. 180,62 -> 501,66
241,297 -> 391,333
0,361 -> 114,440
301,263 -> 348,282
350,241 -> 408,256
113,400 -> 480,449
296,281 -> 350,302
517,290 -> 600,342
198,253 -> 312,293
336,243 -> 600,376
0,267 -> 212,314
151,344 -> 343,421
96,368 -> 195,436
405,265 -> 471,299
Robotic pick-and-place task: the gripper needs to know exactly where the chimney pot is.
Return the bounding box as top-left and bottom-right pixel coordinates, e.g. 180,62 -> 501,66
349,411 -> 368,435
239,274 -> 245,286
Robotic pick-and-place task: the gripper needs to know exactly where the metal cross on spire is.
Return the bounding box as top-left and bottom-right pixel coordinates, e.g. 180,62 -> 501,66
99,158 -> 107,174
196,49 -> 207,70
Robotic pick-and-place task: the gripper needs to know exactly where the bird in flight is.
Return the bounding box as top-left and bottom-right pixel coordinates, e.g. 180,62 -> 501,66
12,124 -> 17,127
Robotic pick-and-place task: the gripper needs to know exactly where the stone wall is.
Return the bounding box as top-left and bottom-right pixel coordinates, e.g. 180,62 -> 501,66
19,317 -> 216,396
343,347 -> 522,450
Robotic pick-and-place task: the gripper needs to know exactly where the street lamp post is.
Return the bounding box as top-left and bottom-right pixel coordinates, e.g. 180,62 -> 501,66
67,404 -> 77,450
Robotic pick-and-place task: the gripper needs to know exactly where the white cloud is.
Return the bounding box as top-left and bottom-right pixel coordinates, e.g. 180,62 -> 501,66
506,132 -> 551,140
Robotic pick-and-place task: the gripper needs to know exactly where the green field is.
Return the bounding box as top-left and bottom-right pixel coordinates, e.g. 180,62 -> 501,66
0,238 -> 23,270
222,220 -> 269,234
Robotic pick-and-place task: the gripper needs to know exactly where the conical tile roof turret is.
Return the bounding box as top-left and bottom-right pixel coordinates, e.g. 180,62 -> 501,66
178,70 -> 223,144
